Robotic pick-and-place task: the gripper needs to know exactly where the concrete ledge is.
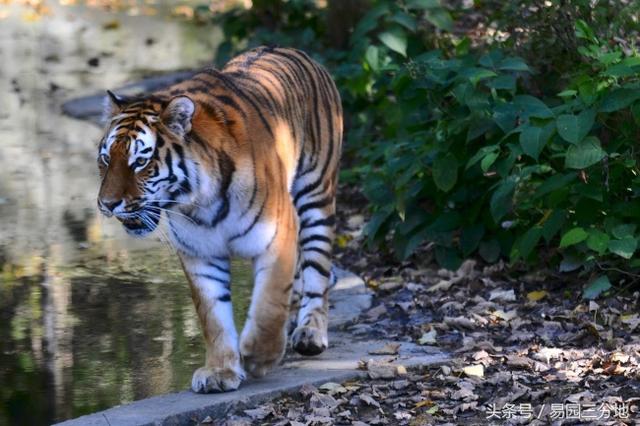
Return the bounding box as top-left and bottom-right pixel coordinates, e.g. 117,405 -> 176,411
56,335 -> 448,426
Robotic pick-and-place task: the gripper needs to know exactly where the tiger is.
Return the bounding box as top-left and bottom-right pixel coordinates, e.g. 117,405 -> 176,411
96,46 -> 342,393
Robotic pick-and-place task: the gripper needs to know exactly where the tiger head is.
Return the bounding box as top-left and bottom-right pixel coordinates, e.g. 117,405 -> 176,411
97,91 -> 195,237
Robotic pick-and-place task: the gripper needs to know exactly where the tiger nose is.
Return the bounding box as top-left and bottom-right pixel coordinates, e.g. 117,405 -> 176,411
99,198 -> 123,214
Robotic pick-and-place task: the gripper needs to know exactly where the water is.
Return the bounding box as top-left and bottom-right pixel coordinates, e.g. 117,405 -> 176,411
0,2 -> 252,424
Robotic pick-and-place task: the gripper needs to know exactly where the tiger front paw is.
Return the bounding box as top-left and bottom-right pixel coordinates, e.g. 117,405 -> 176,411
240,325 -> 287,377
191,365 -> 245,393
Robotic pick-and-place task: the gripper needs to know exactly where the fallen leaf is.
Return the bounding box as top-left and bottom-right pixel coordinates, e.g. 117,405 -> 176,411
492,309 -> 517,321
318,382 -> 348,395
621,314 -> 640,331
368,342 -> 401,355
243,406 -> 272,420
359,393 -> 381,407
418,328 -> 437,345
527,290 -> 548,302
489,289 -> 516,302
463,364 -> 484,378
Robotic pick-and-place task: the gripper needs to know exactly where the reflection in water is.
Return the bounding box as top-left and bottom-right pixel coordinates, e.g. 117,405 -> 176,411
0,2 -> 251,425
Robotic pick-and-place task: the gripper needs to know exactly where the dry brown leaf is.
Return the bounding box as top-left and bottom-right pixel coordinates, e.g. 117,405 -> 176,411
368,342 -> 401,355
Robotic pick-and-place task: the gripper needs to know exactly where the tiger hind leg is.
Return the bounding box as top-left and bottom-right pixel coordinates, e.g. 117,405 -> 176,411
290,200 -> 335,356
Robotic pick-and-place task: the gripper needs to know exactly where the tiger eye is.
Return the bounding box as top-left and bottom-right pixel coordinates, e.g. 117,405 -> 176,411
100,154 -> 110,165
136,157 -> 147,167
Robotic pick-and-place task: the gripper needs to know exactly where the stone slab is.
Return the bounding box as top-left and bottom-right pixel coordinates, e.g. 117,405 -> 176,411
56,334 -> 448,426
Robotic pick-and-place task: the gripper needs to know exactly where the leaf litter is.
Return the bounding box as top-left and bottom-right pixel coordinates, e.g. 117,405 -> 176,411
201,185 -> 639,425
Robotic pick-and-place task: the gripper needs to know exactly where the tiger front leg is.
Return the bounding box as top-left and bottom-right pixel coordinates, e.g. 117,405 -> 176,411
240,208 -> 297,377
180,255 -> 245,393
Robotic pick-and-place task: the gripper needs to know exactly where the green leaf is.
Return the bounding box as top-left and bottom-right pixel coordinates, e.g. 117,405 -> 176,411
498,57 -> 530,72
480,151 -> 499,172
599,88 -> 640,112
557,89 -> 577,98
565,136 -> 606,169
459,67 -> 497,85
556,109 -> 595,144
435,246 -> 462,270
582,275 -> 612,300
586,229 -> 609,255
364,207 -> 393,244
559,227 -> 588,248
479,239 -> 501,262
406,0 -> 440,9
432,153 -> 458,192
542,210 -> 566,242
425,8 -> 453,31
605,64 -> 635,78
365,45 -> 379,72
493,104 -> 518,132
479,50 -> 503,69
487,75 -> 516,91
575,19 -> 598,43
514,95 -> 554,119
378,27 -> 408,56
460,224 -> 484,256
490,178 -> 516,222
608,236 -> 637,259
534,173 -> 578,199
611,224 -> 636,239
519,123 -> 554,160
391,12 -> 417,31
518,226 -> 543,259
466,145 -> 499,170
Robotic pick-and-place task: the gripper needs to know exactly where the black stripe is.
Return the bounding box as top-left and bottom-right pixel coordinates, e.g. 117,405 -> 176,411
215,95 -> 247,118
217,293 -> 232,302
297,197 -> 332,217
229,191 -> 267,241
194,273 -> 229,285
301,215 -> 336,229
209,262 -> 230,275
293,176 -> 324,205
303,246 -> 331,258
209,150 -> 235,228
302,260 -> 330,277
205,68 -> 274,137
303,291 -> 325,298
300,234 -> 332,246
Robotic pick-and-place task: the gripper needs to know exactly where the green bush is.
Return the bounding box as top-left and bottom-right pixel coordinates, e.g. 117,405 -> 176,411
213,1 -> 640,289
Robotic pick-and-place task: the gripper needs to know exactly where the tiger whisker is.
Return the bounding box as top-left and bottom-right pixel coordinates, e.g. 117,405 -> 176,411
145,207 -> 199,227
135,212 -> 173,252
146,199 -> 209,210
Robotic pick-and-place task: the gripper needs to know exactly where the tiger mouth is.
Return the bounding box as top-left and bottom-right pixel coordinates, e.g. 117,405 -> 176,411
118,210 -> 160,236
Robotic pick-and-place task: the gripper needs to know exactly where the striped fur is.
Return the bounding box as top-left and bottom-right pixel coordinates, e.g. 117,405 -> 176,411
96,47 -> 342,392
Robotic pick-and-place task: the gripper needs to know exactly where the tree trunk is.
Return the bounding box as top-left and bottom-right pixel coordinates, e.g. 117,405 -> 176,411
326,0 -> 371,49
252,0 -> 285,30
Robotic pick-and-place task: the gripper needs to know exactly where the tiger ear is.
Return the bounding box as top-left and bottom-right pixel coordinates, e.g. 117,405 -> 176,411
162,96 -> 195,135
103,90 -> 126,119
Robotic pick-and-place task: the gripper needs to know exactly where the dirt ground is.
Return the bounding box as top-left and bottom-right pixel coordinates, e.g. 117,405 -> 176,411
204,185 -> 640,426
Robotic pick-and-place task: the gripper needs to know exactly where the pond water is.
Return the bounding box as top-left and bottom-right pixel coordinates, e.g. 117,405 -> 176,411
0,2 -> 252,424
